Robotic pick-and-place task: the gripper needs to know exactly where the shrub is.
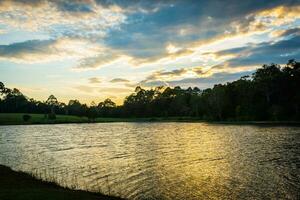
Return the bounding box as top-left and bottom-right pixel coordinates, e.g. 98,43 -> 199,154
23,114 -> 31,122
48,113 -> 56,120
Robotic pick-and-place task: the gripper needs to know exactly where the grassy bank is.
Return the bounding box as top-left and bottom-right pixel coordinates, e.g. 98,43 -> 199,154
0,113 -> 90,125
0,113 -> 299,126
0,165 -> 123,200
0,113 -> 204,125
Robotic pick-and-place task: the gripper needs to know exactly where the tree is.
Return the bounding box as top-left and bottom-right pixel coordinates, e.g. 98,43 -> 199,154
1,60 -> 299,121
98,98 -> 117,117
0,82 -> 4,95
87,101 -> 98,121
46,95 -> 58,119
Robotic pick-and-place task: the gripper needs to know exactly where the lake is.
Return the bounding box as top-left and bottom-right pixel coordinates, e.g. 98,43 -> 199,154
0,123 -> 299,199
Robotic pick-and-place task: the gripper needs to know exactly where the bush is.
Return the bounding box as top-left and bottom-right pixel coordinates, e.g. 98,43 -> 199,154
48,113 -> 56,120
23,114 -> 31,122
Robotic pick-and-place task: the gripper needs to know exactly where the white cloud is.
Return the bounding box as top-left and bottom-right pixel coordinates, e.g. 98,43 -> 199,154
0,38 -> 102,63
0,0 -> 126,37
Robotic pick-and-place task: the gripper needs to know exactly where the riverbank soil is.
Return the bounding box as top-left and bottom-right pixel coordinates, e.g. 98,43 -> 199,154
0,165 -> 123,200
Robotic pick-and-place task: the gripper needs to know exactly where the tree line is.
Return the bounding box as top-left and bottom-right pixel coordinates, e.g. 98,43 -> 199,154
1,60 -> 299,121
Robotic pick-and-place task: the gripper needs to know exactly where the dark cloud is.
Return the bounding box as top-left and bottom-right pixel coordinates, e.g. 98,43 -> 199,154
192,67 -> 205,75
142,68 -> 188,82
140,71 -> 253,89
205,46 -> 248,58
138,68 -> 189,87
55,1 -> 94,13
212,35 -> 300,69
3,0 -> 169,14
1,0 -> 94,13
1,0 -> 300,71
0,39 -> 55,59
140,80 -> 169,88
169,71 -> 252,87
95,0 -> 171,12
272,28 -> 300,38
110,78 -> 130,83
137,34 -> 300,89
88,77 -> 102,84
0,0 -> 43,6
104,0 -> 299,58
154,68 -> 187,77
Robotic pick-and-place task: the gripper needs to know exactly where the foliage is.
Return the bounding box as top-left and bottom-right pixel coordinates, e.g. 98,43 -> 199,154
22,114 -> 31,122
48,113 -> 56,120
0,60 -> 299,121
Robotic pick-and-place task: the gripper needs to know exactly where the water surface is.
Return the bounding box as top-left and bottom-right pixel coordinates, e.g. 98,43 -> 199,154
0,123 -> 299,199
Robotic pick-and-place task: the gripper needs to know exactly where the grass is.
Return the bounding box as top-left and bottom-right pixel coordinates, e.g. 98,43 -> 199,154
0,113 -> 204,125
0,165 -> 123,200
0,113 -> 89,125
0,113 -> 299,126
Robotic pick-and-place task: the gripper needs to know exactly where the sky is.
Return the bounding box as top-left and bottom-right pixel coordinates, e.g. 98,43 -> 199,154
0,0 -> 300,104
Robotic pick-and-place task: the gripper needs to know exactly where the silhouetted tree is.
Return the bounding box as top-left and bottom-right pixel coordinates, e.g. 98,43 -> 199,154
1,60 -> 300,121
46,95 -> 58,119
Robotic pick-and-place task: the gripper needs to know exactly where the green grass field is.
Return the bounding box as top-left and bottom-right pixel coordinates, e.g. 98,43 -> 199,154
0,113 -> 90,125
2,113 -> 297,126
0,165 -> 123,200
0,113 -> 205,125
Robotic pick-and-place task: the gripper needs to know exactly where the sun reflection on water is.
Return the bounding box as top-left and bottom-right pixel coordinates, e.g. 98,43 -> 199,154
0,123 -> 299,199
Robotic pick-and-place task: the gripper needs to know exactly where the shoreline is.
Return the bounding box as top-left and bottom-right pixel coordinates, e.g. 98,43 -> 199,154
0,165 -> 123,200
1,113 -> 300,126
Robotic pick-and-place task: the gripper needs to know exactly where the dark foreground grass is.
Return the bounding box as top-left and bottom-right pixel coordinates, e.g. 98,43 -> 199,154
0,165 -> 123,200
1,113 -> 299,126
0,113 -> 204,125
0,113 -> 89,125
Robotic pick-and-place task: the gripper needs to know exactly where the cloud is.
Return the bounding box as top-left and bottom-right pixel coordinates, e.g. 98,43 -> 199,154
257,5 -> 300,26
145,68 -> 189,81
110,78 -> 130,83
127,47 -> 194,67
0,28 -> 5,35
74,84 -> 132,95
154,68 -> 188,78
270,28 -> 300,38
74,53 -> 123,70
192,67 -> 205,75
96,3 -> 299,70
138,68 -> 192,87
88,77 -> 101,84
228,5 -> 300,35
139,70 -> 254,89
1,0 -> 300,90
0,38 -> 101,63
140,80 -> 169,88
124,82 -> 138,88
168,71 -> 253,89
0,0 -> 126,37
0,39 -> 55,62
95,0 -> 170,14
104,2 -> 299,60
211,35 -> 300,70
74,85 -> 96,93
206,47 -> 249,58
136,34 -> 300,88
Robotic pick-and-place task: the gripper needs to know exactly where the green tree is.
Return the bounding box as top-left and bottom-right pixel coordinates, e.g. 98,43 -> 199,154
46,95 -> 58,119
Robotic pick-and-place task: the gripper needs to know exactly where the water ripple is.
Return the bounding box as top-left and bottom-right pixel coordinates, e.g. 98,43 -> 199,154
0,123 -> 299,199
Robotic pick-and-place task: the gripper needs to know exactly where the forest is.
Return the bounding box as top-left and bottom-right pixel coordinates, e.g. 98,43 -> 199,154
1,60 -> 299,121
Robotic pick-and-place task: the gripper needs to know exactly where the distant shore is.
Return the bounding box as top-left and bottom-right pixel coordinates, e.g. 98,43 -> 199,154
0,113 -> 300,126
0,165 -> 123,200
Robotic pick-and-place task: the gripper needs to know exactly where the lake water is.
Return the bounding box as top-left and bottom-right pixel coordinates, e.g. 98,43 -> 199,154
0,123 -> 299,199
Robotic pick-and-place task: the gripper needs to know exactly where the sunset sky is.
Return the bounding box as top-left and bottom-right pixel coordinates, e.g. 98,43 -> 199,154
0,0 -> 300,104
